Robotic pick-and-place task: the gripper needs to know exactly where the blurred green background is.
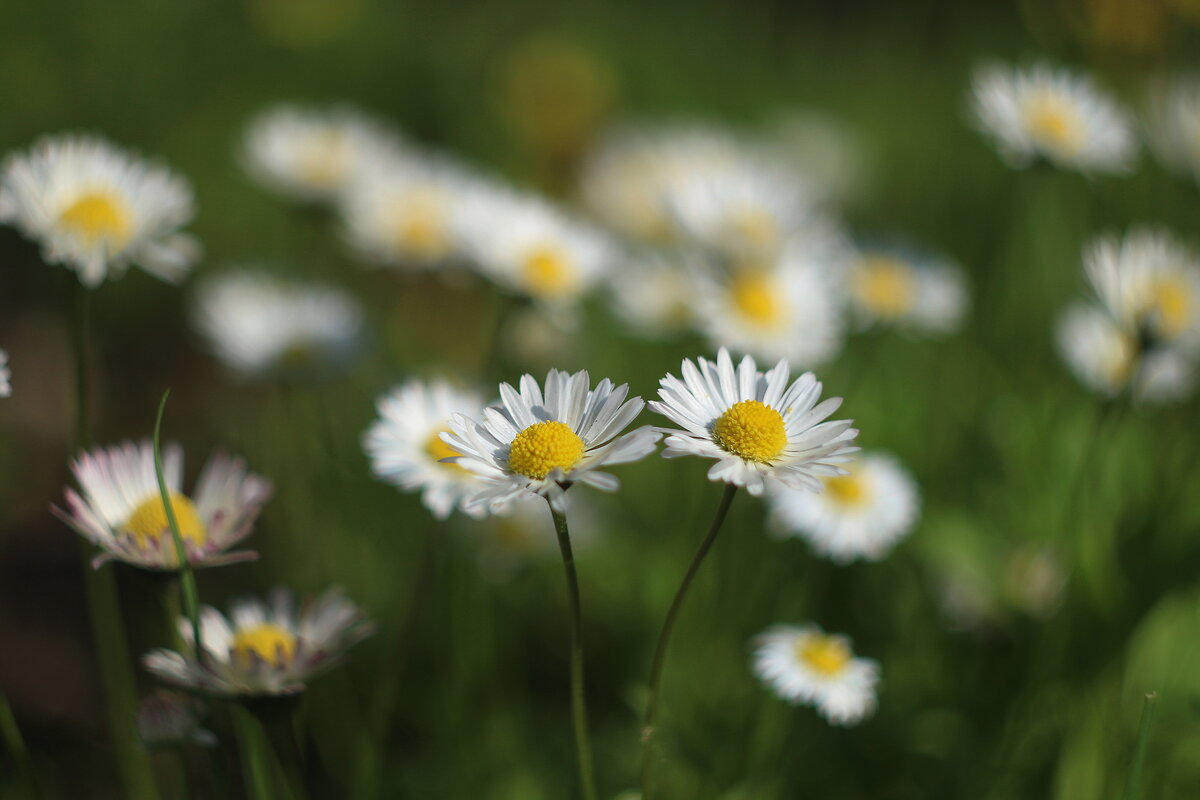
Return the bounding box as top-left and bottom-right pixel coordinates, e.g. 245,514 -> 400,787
4,0 -> 1200,797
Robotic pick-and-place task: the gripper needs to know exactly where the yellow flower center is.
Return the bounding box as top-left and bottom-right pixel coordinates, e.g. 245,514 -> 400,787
1024,95 -> 1083,156
58,191 -> 132,248
1147,277 -> 1193,340
507,420 -> 585,480
394,196 -> 449,260
795,633 -> 852,676
426,427 -> 468,473
711,400 -> 788,463
520,246 -> 575,297
823,469 -> 869,508
730,272 -> 784,329
232,624 -> 297,668
853,256 -> 916,318
123,492 -> 208,551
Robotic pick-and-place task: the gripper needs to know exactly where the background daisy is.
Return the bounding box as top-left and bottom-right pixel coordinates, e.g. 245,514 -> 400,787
752,623 -> 880,726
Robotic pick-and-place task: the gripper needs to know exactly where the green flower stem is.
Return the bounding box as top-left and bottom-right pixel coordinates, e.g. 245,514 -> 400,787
548,497 -> 598,800
640,483 -> 738,799
0,692 -> 39,798
258,706 -> 310,800
70,280 -> 161,800
1123,692 -> 1159,800
233,704 -> 275,800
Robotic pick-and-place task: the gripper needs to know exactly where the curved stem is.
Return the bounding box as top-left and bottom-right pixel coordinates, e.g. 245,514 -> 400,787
640,483 -> 738,799
548,498 -> 598,800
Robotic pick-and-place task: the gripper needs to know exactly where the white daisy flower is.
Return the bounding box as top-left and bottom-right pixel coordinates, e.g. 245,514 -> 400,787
970,62 -> 1137,173
1083,228 -> 1200,351
1055,302 -> 1193,403
766,110 -> 870,207
242,105 -> 402,204
767,451 -> 919,563
607,251 -> 698,337
695,250 -> 845,369
53,441 -> 272,571
649,348 -> 858,496
458,188 -> 618,305
143,588 -> 373,697
751,623 -> 880,726
363,378 -> 489,520
847,247 -> 969,335
191,270 -> 363,379
0,134 -> 199,287
0,349 -> 10,398
1148,73 -> 1200,186
136,690 -> 216,749
443,369 -> 661,513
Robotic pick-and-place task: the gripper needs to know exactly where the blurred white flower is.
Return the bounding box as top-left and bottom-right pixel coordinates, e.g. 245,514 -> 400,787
752,623 -> 879,726
766,110 -> 871,207
242,105 -> 403,204
137,690 -> 216,749
650,348 -> 858,496
144,588 -> 373,697
54,440 -> 272,571
0,134 -> 199,287
191,270 -> 363,379
363,378 -> 489,520
970,62 -> 1137,174
768,451 -> 919,563
474,494 -> 599,582
607,251 -> 699,337
847,247 -> 969,335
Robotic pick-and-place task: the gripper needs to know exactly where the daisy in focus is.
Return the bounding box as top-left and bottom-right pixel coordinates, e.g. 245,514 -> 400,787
0,349 -> 9,398
970,62 -> 1136,173
767,451 -> 919,563
191,270 -> 363,379
0,134 -> 199,287
242,105 -> 402,204
443,369 -> 661,513
752,623 -> 880,726
363,378 -> 489,520
54,441 -> 272,571
1148,74 -> 1200,186
650,348 -> 858,496
847,246 -> 968,335
143,588 -> 372,697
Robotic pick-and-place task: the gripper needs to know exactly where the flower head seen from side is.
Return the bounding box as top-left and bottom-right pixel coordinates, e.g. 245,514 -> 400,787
0,134 -> 199,287
143,588 -> 373,697
0,349 -> 9,398
242,104 -> 403,204
54,441 -> 272,571
847,246 -> 969,335
191,270 -> 363,380
767,451 -> 919,563
363,378 -> 489,520
650,348 -> 858,496
443,369 -> 661,513
969,62 -> 1136,174
752,623 -> 879,726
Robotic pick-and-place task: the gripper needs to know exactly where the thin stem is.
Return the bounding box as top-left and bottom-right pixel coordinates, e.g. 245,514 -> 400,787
70,281 -> 160,799
232,704 -> 275,800
548,498 -> 598,800
152,390 -> 204,659
0,692 -> 40,798
640,483 -> 738,799
1123,692 -> 1159,800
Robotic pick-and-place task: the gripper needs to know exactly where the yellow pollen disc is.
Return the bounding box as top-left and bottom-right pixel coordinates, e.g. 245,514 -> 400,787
1148,278 -> 1193,340
124,492 -> 208,551
520,247 -> 575,297
795,634 -> 852,676
1024,96 -> 1083,155
712,400 -> 788,463
853,257 -> 916,318
507,420 -> 585,480
58,192 -> 132,248
730,272 -> 784,329
232,624 -> 297,668
426,427 -> 468,473
395,200 -> 448,260
824,470 -> 869,508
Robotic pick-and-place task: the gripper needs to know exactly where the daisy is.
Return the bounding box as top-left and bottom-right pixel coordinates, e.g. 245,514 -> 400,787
54,440 -> 272,571
443,369 -> 661,513
767,451 -> 919,563
1148,74 -> 1200,186
362,378 -> 489,520
606,251 -> 698,337
136,690 -> 216,749
0,349 -> 9,398
1083,228 -> 1200,351
970,62 -> 1137,173
143,587 -> 373,697
0,134 -> 199,287
191,270 -> 363,379
242,105 -> 402,204
847,246 -> 969,335
695,250 -> 846,368
457,188 -> 618,305
649,348 -> 858,496
751,623 -> 879,726
1055,302 -> 1193,403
